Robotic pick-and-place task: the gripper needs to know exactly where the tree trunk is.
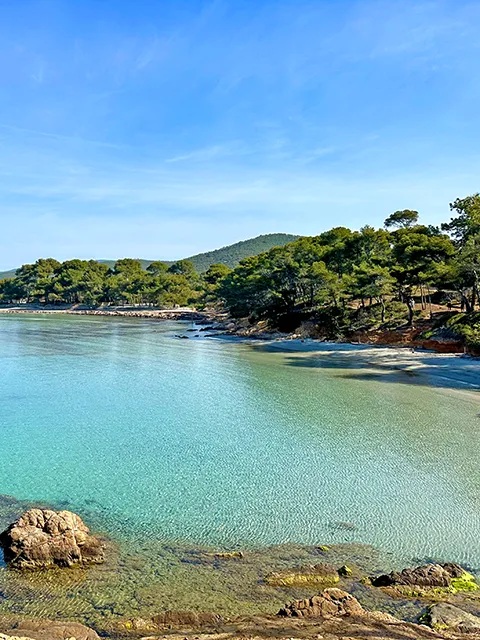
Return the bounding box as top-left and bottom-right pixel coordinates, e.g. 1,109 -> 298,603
461,293 -> 472,313
473,270 -> 480,308
407,303 -> 414,327
380,298 -> 386,323
405,295 -> 415,327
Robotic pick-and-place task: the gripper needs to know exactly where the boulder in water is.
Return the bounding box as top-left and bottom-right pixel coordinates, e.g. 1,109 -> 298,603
119,611 -> 223,632
0,509 -> 104,569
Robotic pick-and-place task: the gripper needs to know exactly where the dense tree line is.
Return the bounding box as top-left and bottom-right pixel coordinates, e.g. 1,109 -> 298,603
216,194 -> 480,330
1,195 -> 479,336
0,257 -> 229,308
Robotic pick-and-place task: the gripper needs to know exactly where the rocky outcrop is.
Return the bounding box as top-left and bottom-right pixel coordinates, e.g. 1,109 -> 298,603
0,509 -> 104,569
423,603 -> 480,633
118,611 -> 223,633
371,562 -> 466,588
278,588 -> 363,618
265,563 -> 340,587
0,620 -> 99,640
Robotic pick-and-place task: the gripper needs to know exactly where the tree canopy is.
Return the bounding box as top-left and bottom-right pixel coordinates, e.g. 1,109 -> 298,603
1,194 -> 479,334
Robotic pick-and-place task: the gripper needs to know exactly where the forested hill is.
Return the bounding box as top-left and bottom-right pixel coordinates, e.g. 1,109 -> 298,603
97,233 -> 299,272
0,233 -> 299,279
0,268 -> 16,280
183,233 -> 299,271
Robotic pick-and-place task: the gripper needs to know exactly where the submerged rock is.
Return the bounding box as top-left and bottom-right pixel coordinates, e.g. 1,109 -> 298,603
210,550 -> 244,559
265,563 -> 340,587
422,603 -> 480,632
152,611 -> 223,627
278,587 -> 363,618
120,611 -> 223,632
0,509 -> 104,569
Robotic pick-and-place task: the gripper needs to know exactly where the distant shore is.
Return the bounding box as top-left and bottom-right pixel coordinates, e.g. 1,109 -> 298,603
0,304 -> 219,323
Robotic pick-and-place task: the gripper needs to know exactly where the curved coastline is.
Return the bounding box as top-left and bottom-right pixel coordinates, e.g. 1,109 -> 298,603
1,314 -> 480,638
1,306 -> 478,392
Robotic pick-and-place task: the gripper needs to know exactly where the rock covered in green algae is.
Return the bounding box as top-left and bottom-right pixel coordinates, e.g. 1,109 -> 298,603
0,509 -> 104,569
264,563 -> 340,587
371,562 -> 479,597
337,564 -> 353,577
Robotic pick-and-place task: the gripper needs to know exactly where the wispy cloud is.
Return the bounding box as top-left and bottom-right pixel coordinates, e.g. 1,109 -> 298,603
0,0 -> 479,268
165,142 -> 249,164
0,124 -> 125,149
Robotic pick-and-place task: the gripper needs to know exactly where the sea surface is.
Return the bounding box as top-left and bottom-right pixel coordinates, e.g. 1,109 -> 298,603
1,313 -> 480,567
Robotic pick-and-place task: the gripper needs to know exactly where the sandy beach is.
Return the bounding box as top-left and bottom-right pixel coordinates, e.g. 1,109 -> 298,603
251,339 -> 480,392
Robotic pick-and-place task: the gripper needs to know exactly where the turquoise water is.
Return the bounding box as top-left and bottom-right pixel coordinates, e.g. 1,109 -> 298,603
1,314 -> 480,566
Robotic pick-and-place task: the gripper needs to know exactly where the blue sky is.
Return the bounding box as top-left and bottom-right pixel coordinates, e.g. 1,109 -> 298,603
0,0 -> 479,268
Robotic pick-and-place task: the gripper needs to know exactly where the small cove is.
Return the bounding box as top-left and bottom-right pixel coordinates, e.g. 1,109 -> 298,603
1,313 -> 479,629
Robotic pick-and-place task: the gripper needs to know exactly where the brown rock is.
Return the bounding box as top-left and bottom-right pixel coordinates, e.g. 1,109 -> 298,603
441,562 -> 466,578
0,619 -> 99,639
424,603 -> 480,632
371,562 -> 463,588
278,587 -> 364,618
120,611 -> 223,631
0,509 -> 104,569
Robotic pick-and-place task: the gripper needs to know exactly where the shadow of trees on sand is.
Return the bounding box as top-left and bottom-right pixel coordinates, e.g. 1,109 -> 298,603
253,343 -> 480,393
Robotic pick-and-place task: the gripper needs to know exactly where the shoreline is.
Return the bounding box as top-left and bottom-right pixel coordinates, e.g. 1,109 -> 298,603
1,307 -> 478,390
0,305 -> 218,322
1,496 -> 480,640
1,319 -> 480,638
1,491 -> 480,639
247,338 -> 480,391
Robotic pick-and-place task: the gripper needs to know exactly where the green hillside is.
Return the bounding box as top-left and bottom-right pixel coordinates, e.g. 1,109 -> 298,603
0,268 -> 17,280
0,233 -> 299,279
97,259 -> 153,271
184,233 -> 299,271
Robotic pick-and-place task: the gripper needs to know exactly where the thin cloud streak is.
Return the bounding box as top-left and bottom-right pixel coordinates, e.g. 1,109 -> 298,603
0,0 -> 478,268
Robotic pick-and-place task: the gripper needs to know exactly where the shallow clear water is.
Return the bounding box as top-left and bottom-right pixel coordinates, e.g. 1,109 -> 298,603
2,314 -> 480,566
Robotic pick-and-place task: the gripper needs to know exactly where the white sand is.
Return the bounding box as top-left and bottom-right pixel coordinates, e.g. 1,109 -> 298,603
257,339 -> 480,391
